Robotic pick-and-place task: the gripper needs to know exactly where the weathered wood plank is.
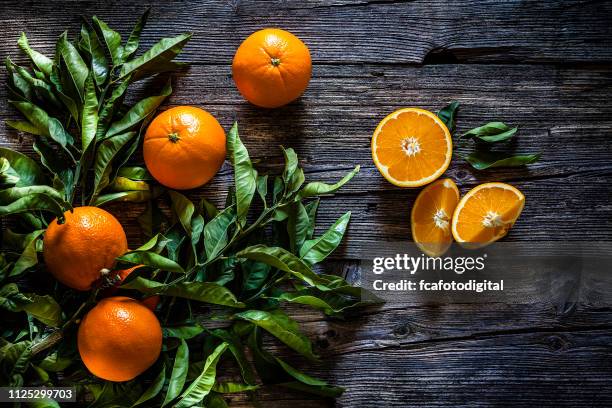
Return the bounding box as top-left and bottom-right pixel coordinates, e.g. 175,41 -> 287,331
0,0 -> 610,64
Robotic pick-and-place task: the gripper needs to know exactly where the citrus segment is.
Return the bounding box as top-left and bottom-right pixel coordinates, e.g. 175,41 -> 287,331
77,296 -> 162,382
411,178 -> 460,257
451,182 -> 525,246
372,108 -> 452,187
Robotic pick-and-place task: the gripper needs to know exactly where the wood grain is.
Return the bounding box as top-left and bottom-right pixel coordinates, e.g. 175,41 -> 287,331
0,0 -> 611,406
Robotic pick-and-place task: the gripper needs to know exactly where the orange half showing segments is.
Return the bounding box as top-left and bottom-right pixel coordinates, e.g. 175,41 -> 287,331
372,108 -> 452,187
451,182 -> 525,247
411,178 -> 460,257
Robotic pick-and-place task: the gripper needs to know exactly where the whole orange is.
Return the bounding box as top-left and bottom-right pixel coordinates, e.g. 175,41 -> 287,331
143,106 -> 226,190
43,207 -> 128,291
232,28 -> 312,108
77,296 -> 162,382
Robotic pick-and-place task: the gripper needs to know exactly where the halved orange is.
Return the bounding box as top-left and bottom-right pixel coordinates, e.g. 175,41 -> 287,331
372,108 -> 452,187
451,182 -> 525,247
411,178 -> 460,257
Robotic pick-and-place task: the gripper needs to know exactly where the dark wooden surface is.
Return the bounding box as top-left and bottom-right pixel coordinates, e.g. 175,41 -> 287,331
1,1 -> 612,407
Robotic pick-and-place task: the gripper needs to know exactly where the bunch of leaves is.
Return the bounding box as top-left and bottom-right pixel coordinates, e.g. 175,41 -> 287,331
0,12 -> 381,404
436,101 -> 541,170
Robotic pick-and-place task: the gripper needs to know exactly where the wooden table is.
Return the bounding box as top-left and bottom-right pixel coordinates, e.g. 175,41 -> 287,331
1,1 -> 611,406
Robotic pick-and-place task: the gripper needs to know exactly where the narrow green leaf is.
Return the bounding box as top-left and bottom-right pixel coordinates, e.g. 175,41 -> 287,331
163,325 -> 203,340
275,286 -> 383,316
78,26 -> 109,86
117,251 -> 184,273
91,131 -> 136,200
93,191 -> 151,206
169,191 -> 195,237
462,121 -> 518,142
162,338 -> 189,406
256,174 -> 268,207
287,201 -> 309,253
123,8 -> 150,60
118,166 -> 153,181
304,199 -> 319,240
105,79 -> 171,138
132,363 -> 166,407
210,328 -> 257,385
119,33 -> 191,80
436,101 -> 459,133
298,166 -> 359,199
81,74 -> 98,151
109,177 -> 150,192
300,212 -> 351,265
0,148 -> 46,186
237,245 -> 330,289
174,342 -> 228,408
57,32 -> 89,100
92,16 -> 123,65
9,230 -> 43,278
9,101 -> 74,150
18,33 -> 53,76
0,194 -> 65,222
122,277 -> 245,308
227,123 -> 257,225
204,206 -> 236,260
235,309 -> 318,361
464,151 -> 541,170
213,382 -> 259,393
97,78 -> 131,137
280,381 -> 344,398
0,157 -> 20,186
281,147 -> 298,184
6,120 -> 45,137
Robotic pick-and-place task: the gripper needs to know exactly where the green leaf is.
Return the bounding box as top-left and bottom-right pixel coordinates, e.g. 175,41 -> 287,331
462,121 -> 518,142
6,120 -> 45,137
174,342 -> 228,408
132,363 -> 166,407
18,33 -> 53,76
207,394 -> 229,408
117,251 -> 184,273
436,101 -> 459,133
81,74 -> 98,151
287,201 -> 309,253
109,177 -> 150,192
57,32 -> 89,100
28,399 -> 61,408
227,123 -> 257,225
275,286 -> 383,316
118,166 -> 153,181
298,166 -> 359,199
213,382 -> 259,393
0,285 -> 62,327
0,157 -> 20,186
9,230 -> 44,278
235,309 -> 318,361
0,194 -> 65,222
210,328 -> 257,385
256,174 -> 268,207
92,16 -> 123,65
97,78 -> 131,137
93,191 -> 151,206
237,245 -> 330,290
123,8 -> 150,60
9,101 -> 75,151
304,199 -> 319,240
0,148 -> 46,187
163,325 -> 203,340
169,191 -> 195,237
463,151 -> 541,170
105,79 -> 171,138
204,206 -> 236,260
162,338 -> 189,406
78,26 -> 109,86
91,131 -> 136,200
122,277 -> 245,308
281,147 -> 298,184
280,381 -> 344,398
119,33 -> 191,81
300,212 -> 351,265
6,58 -> 60,108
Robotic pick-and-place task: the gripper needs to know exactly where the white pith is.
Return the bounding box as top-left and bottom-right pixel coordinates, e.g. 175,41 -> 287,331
433,209 -> 450,231
482,211 -> 504,228
401,137 -> 420,157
